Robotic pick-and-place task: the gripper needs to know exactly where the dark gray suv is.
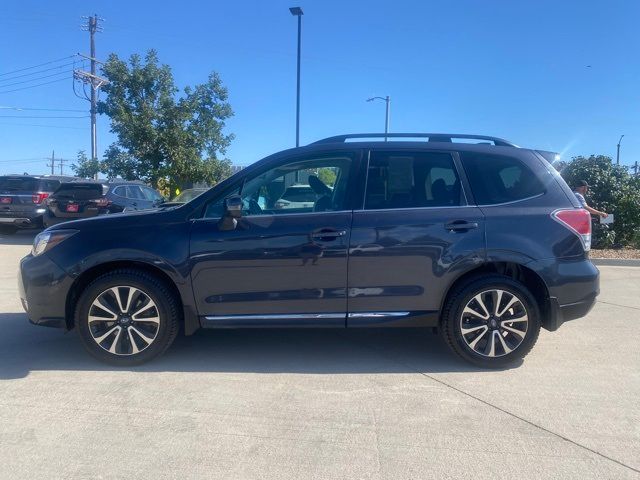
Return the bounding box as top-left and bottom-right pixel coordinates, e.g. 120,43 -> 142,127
18,133 -> 598,368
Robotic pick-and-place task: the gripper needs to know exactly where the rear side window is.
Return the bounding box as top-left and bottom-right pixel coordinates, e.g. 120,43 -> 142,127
53,183 -> 103,200
460,153 -> 545,205
364,151 -> 463,209
0,177 -> 39,192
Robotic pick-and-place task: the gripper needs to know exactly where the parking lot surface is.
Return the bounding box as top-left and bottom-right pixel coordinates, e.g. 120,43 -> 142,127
1,231 -> 638,479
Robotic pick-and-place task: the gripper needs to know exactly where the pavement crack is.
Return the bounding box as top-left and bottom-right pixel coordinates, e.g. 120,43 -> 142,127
343,334 -> 640,475
597,300 -> 640,311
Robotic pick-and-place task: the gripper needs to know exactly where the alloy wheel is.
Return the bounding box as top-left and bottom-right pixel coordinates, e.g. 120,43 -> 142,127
88,286 -> 161,356
459,289 -> 528,357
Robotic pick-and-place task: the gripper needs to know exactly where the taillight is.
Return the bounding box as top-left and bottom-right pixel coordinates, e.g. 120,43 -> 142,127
92,197 -> 111,207
552,208 -> 592,251
32,192 -> 49,204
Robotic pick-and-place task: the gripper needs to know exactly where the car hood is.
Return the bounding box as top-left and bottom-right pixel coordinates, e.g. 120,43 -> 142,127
46,207 -> 180,232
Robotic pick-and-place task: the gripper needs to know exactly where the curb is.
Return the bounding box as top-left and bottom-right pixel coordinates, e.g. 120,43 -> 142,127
591,258 -> 640,267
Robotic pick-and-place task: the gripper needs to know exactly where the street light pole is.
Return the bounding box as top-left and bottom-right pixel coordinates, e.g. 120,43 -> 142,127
367,96 -> 391,141
617,134 -> 624,165
289,7 -> 303,148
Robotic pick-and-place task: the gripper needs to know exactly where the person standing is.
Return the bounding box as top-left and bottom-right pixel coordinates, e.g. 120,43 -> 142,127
573,180 -> 608,218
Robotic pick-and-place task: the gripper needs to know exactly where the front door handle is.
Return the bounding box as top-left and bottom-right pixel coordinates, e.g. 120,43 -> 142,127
311,229 -> 347,241
445,220 -> 479,231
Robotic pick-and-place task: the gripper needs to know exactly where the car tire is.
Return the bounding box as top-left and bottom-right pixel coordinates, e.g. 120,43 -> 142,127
441,275 -> 541,368
75,269 -> 181,366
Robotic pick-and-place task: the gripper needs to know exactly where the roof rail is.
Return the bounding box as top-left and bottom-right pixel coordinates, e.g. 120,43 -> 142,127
311,133 -> 518,147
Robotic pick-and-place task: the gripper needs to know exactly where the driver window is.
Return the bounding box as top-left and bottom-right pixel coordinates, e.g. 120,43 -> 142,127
204,154 -> 353,218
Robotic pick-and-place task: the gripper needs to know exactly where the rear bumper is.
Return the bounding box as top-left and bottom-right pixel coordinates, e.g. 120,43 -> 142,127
0,209 -> 45,227
526,256 -> 599,331
18,253 -> 73,329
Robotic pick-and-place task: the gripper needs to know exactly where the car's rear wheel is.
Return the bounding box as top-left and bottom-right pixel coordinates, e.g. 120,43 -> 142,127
75,269 -> 180,366
441,275 -> 541,368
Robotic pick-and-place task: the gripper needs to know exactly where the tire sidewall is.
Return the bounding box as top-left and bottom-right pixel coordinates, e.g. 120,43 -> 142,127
76,272 -> 176,365
445,277 -> 541,367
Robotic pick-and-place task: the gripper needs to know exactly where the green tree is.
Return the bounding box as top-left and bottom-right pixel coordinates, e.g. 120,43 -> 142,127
97,50 -> 234,195
71,150 -> 101,179
561,155 -> 640,246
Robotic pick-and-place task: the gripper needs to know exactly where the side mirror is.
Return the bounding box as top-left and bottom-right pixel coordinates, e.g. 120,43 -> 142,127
218,195 -> 242,231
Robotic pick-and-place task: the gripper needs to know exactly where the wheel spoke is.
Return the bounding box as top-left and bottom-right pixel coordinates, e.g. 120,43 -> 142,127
93,325 -> 120,344
493,290 -> 504,316
497,295 -> 519,317
132,301 -> 155,319
461,324 -> 487,336
502,323 -> 527,339
497,332 -> 513,354
468,326 -> 488,349
502,313 -> 528,323
108,326 -> 123,354
486,331 -> 497,357
128,328 -> 140,354
92,298 -> 118,319
463,306 -> 489,320
135,316 -> 159,324
129,326 -> 155,345
473,294 -> 491,319
123,287 -> 137,313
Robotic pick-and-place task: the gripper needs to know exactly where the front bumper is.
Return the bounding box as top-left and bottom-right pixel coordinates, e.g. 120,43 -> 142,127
527,256 -> 600,331
18,253 -> 74,329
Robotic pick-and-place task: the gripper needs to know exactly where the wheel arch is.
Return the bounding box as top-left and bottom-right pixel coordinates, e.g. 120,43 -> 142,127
440,261 -> 551,329
65,260 -> 199,335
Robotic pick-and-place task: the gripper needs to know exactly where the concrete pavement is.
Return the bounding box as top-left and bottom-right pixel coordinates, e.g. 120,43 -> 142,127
0,231 -> 638,479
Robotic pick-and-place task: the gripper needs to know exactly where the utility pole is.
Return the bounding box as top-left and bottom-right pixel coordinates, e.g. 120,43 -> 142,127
289,7 -> 303,148
633,161 -> 638,176
58,158 -> 69,175
76,14 -> 107,180
47,151 -> 55,175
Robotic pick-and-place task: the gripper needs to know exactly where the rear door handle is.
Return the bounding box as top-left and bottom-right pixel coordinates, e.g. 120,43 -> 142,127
311,229 -> 347,241
445,220 -> 479,231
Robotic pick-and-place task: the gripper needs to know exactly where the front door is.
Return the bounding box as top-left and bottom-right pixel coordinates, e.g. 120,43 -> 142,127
190,151 -> 359,327
347,149 -> 486,327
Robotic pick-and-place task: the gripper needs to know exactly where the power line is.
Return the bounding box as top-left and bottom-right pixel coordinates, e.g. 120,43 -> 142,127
0,122 -> 86,130
0,55 -> 75,77
0,115 -> 88,119
0,69 -> 73,88
0,61 -> 77,83
0,105 -> 86,112
0,77 -> 70,94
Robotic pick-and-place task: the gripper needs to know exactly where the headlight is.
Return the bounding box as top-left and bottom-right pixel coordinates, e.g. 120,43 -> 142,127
32,230 -> 77,256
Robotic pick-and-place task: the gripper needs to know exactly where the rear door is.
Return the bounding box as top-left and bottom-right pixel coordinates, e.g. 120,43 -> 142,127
347,148 -> 486,327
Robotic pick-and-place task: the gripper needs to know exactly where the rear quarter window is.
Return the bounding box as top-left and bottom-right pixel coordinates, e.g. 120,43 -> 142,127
460,152 -> 545,205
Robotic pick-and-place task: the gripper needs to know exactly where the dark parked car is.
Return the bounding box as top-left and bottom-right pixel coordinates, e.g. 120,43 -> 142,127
0,175 -> 73,233
19,133 -> 599,367
102,180 -> 165,213
43,182 -> 110,227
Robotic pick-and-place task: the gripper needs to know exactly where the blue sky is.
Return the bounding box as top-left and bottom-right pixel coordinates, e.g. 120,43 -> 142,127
0,0 -> 638,175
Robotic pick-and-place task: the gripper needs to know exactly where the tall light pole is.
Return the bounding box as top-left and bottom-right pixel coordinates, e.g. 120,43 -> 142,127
367,96 -> 390,141
617,134 -> 624,165
289,7 -> 303,148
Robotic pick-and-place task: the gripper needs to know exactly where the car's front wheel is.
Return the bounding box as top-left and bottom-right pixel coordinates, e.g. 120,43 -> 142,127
75,269 -> 180,366
441,275 -> 541,368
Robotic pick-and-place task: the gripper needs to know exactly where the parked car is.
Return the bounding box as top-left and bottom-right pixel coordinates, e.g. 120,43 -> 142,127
102,180 -> 165,213
273,183 -> 331,210
0,175 -> 75,233
43,182 -> 110,227
162,188 -> 209,207
19,133 -> 599,367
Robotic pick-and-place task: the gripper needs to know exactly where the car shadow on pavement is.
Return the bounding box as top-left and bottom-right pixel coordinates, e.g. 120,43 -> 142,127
0,312 -> 521,379
0,229 -> 39,246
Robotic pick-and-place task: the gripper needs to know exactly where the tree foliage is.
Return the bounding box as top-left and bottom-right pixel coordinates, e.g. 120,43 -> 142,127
97,50 -> 234,195
71,150 -> 100,179
560,155 -> 640,246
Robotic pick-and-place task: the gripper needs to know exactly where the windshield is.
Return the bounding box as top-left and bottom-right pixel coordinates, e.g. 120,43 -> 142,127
175,189 -> 207,203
